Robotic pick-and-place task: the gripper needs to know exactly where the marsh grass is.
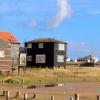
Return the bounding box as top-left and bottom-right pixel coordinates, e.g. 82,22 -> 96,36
1,67 -> 100,84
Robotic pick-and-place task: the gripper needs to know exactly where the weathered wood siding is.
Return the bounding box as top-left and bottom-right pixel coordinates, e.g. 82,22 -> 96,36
0,47 -> 11,70
11,43 -> 20,68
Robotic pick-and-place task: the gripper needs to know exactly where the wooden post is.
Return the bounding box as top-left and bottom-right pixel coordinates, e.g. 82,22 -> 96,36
2,80 -> 5,85
51,96 -> 54,100
22,78 -> 24,84
57,78 -> 59,83
70,96 -> 74,100
24,93 -> 28,100
97,95 -> 100,100
6,91 -> 9,100
3,91 -> 6,96
16,91 -> 20,98
75,94 -> 79,100
18,66 -> 20,75
33,93 -> 37,99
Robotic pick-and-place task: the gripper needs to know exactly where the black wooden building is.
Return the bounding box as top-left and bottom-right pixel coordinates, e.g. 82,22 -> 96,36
25,38 -> 67,68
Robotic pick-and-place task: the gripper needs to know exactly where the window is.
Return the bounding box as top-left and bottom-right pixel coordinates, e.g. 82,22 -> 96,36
0,51 -> 5,57
38,43 -> 44,48
27,56 -> 32,61
36,54 -> 46,63
58,43 -> 65,50
57,55 -> 64,62
20,54 -> 26,65
27,43 -> 32,48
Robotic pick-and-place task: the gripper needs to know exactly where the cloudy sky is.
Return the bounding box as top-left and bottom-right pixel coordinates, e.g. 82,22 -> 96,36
0,0 -> 100,59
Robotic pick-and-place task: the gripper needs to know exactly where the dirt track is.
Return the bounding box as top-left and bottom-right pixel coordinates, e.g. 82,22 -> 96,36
0,82 -> 100,100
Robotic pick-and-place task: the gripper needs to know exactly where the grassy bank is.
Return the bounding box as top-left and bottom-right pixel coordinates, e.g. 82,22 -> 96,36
1,67 -> 100,84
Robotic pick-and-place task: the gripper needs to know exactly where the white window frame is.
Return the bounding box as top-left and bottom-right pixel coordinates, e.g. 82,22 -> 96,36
57,55 -> 64,62
20,54 -> 26,65
0,51 -> 5,57
38,43 -> 44,48
36,54 -> 46,63
58,43 -> 65,50
27,56 -> 32,61
27,43 -> 32,48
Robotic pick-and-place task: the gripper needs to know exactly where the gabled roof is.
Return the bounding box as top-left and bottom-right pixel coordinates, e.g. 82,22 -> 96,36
0,39 -> 10,48
0,31 -> 19,43
26,38 -> 67,43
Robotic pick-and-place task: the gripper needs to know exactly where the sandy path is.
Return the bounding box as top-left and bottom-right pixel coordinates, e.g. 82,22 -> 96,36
0,82 -> 100,100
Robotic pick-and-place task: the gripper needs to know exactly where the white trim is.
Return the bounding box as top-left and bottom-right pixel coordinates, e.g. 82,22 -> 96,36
0,51 -> 5,57
58,43 -> 65,50
38,43 -> 44,48
27,56 -> 32,61
36,54 -> 46,63
27,43 -> 32,48
57,55 -> 64,62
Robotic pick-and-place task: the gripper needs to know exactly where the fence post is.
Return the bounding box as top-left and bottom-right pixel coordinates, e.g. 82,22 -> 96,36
57,78 -> 59,83
97,95 -> 100,100
70,96 -> 74,100
2,91 -> 6,96
2,80 -> 5,85
75,94 -> 79,100
33,93 -> 37,99
51,96 -> 54,100
6,91 -> 9,100
24,93 -> 28,100
16,91 -> 20,98
22,78 -> 24,84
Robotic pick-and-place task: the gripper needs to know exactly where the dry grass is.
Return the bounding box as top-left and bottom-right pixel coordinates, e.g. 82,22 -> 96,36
1,66 -> 100,84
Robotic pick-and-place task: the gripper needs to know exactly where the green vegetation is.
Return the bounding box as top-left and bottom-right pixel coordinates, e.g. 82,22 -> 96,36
1,67 -> 100,84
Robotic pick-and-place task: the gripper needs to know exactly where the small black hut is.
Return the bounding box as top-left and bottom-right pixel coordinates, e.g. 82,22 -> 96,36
25,38 -> 67,68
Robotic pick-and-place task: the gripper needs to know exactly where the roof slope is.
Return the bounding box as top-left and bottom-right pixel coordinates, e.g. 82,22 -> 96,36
0,31 -> 19,43
26,38 -> 66,43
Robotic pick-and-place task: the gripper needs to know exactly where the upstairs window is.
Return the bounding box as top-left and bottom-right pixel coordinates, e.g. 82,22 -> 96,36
27,56 -> 32,61
27,43 -> 32,48
57,55 -> 64,62
0,51 -> 5,57
58,43 -> 65,50
38,43 -> 44,48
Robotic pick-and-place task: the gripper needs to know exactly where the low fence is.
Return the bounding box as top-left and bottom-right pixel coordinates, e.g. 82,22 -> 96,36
0,91 -> 100,100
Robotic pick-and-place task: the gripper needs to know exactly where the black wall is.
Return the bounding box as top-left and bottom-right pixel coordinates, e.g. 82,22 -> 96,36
25,42 -> 67,67
26,42 -> 54,67
54,42 -> 66,67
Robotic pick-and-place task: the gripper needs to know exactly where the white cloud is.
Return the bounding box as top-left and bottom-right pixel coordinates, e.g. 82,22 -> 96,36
49,0 -> 72,28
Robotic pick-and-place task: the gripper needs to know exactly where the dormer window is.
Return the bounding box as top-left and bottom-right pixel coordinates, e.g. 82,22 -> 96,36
27,43 -> 32,48
38,43 -> 43,48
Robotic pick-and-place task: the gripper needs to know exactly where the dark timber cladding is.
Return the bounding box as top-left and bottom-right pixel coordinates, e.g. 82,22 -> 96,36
25,38 -> 67,68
